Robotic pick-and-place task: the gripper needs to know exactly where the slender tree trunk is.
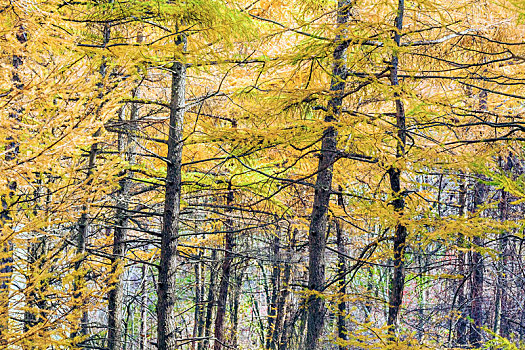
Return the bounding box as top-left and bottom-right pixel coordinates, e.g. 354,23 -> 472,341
498,236 -> 509,339
229,267 -> 243,347
213,183 -> 234,350
496,156 -> 510,338
305,2 -> 351,349
139,264 -> 149,350
192,251 -> 203,350
520,297 -> 525,343
275,263 -> 291,349
468,89 -> 488,348
455,174 -> 468,346
335,214 -> 347,349
157,35 -> 187,350
123,301 -> 132,350
386,0 -> 407,338
24,232 -> 47,335
74,132 -> 100,339
107,86 -> 139,350
416,252 -> 429,341
266,234 -> 280,350
74,20 -> 112,343
469,181 -> 486,347
278,304 -> 294,350
196,254 -> 206,341
276,229 -> 296,350
200,250 -> 217,350
493,159 -> 510,337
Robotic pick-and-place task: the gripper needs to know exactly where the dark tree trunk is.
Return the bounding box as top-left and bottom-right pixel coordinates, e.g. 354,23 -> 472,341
192,250 -> 203,350
229,267 -> 243,347
266,234 -> 280,350
496,156 -> 511,338
107,86 -> 139,350
74,132 -> 99,339
157,36 -> 186,350
139,264 -> 149,350
386,0 -> 407,338
74,20 -> 112,343
520,296 -> 525,343
196,253 -> 206,341
455,174 -> 468,346
335,213 -> 348,349
276,229 -> 296,350
200,250 -> 217,350
213,183 -> 235,350
305,1 -> 351,349
24,228 -> 47,333
468,89 -> 488,348
469,181 -> 486,347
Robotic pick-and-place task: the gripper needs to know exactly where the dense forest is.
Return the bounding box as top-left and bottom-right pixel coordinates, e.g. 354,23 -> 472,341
3,0 -> 525,349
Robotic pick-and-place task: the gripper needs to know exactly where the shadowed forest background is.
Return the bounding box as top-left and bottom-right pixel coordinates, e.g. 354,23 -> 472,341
2,0 -> 525,349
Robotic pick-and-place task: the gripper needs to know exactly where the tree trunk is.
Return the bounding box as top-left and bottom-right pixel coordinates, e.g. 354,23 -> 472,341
139,264 -> 149,350
276,229 -> 296,350
266,234 -> 280,350
229,267 -> 243,347
468,89 -> 488,348
157,36 -> 187,350
213,183 -> 235,350
24,231 -> 47,334
74,131 -> 99,339
200,250 -> 217,350
107,85 -> 139,350
335,214 -> 347,349
469,180 -> 486,347
305,1 -> 351,349
455,174 -> 468,346
74,19 -> 112,343
520,297 -> 525,343
496,156 -> 510,338
196,254 -> 206,341
386,0 -> 407,338
192,250 -> 203,350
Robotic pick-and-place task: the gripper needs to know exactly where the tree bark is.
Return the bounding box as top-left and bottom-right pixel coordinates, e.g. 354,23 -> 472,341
192,250 -> 203,350
455,174 -> 468,346
468,88 -> 488,348
139,264 -> 149,350
73,19 -> 112,343
495,156 -> 510,338
107,87 -> 139,350
386,0 -> 407,338
73,131 -> 99,339
276,229 -> 296,350
335,212 -> 348,349
229,267 -> 243,347
469,180 -> 486,347
200,250 -> 217,350
305,1 -> 351,349
157,36 -> 187,350
195,253 -> 206,343
266,234 -> 280,350
213,183 -> 235,350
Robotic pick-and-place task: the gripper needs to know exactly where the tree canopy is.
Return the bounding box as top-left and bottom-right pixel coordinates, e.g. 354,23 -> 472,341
2,0 -> 525,349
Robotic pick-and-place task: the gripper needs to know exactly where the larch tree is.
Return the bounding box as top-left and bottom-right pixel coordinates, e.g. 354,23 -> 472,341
3,0 -> 525,349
